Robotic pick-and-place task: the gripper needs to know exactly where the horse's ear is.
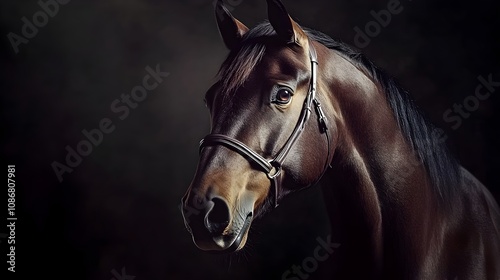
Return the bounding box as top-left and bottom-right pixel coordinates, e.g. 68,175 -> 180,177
267,0 -> 307,46
215,0 -> 249,50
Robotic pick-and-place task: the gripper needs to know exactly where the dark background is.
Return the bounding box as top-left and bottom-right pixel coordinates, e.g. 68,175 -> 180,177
1,0 -> 499,279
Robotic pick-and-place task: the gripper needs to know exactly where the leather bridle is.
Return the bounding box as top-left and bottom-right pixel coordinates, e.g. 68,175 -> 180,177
199,44 -> 331,208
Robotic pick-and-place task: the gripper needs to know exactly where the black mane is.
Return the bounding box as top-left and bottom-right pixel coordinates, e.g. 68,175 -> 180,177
218,21 -> 462,202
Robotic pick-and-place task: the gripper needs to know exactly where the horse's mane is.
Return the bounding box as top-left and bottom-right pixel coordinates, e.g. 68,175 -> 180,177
217,21 -> 462,202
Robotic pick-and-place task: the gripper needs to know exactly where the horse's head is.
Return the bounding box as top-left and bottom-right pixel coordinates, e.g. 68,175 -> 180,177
181,0 -> 336,252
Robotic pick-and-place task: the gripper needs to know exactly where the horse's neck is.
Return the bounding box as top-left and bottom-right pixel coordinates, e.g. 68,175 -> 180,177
321,49 -> 439,270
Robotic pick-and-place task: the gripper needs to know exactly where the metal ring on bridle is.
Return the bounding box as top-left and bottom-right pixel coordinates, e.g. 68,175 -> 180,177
267,166 -> 282,180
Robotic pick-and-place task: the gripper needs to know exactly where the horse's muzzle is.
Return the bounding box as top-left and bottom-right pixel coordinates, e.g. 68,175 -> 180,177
181,192 -> 253,253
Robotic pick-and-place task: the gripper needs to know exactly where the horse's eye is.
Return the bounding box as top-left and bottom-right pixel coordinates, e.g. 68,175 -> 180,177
274,87 -> 293,105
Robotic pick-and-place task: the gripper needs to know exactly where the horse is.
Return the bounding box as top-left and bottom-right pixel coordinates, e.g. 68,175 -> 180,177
181,0 -> 500,278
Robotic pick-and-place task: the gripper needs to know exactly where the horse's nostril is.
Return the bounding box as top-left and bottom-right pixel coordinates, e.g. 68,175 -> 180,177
209,198 -> 229,224
205,197 -> 230,234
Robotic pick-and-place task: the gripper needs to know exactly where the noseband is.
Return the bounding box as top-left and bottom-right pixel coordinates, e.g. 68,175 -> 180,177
199,44 -> 331,208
